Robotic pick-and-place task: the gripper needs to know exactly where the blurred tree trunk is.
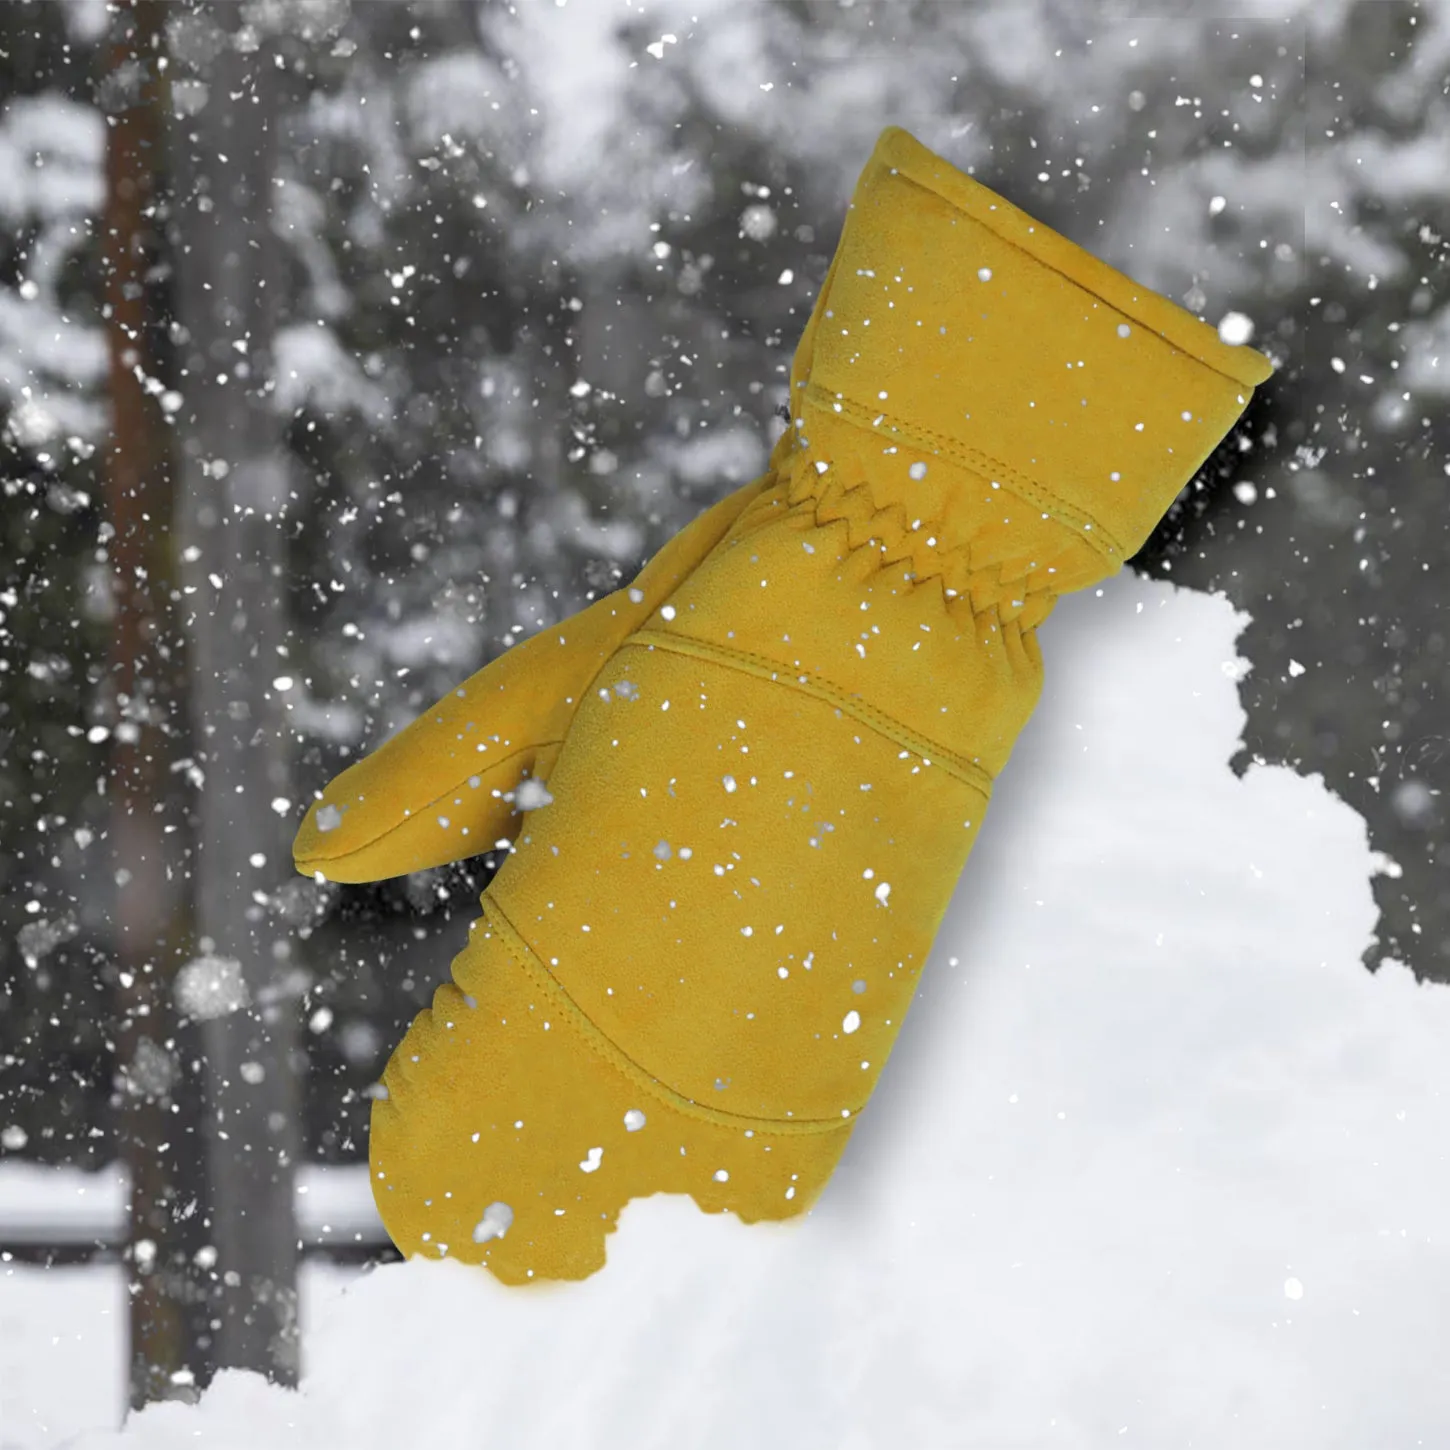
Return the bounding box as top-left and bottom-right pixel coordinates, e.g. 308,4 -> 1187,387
167,0 -> 301,1385
100,0 -> 211,1410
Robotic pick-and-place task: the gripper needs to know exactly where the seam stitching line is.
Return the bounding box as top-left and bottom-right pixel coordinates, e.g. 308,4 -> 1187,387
803,380 -> 1128,563
624,628 -> 996,798
479,892 -> 859,1138
887,164 -> 1257,390
562,475 -> 782,775
295,741 -> 558,872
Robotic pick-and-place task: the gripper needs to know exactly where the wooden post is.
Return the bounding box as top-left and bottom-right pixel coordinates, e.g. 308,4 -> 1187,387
100,0 -> 211,1409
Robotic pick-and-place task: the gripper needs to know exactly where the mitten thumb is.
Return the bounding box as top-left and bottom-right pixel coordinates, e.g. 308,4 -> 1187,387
293,475 -> 769,882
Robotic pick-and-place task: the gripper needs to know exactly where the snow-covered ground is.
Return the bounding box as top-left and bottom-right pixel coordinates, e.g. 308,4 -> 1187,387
7,570 -> 1448,1449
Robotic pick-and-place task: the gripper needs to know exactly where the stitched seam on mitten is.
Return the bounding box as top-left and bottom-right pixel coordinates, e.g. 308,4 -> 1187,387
801,379 -> 1129,563
478,892 -> 862,1138
294,741 -> 558,873
623,628 -> 997,798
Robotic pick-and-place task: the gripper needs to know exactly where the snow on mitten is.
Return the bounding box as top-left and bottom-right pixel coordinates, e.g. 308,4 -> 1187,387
294,126 -> 1274,1284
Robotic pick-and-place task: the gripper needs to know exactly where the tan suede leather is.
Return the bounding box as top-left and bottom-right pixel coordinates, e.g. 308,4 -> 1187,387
295,126 -> 1274,1284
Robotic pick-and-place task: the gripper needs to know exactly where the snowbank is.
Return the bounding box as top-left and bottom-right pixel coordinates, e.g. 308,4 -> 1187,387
13,571 -> 1450,1448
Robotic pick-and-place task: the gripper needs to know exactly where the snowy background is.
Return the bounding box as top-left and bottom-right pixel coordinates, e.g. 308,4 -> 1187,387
2,0 -> 1448,1442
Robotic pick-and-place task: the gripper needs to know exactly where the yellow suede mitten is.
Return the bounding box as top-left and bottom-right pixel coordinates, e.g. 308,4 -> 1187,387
294,126 -> 1274,1284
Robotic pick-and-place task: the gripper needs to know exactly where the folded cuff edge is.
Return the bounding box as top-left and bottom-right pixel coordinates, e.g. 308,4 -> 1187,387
873,126 -> 1275,392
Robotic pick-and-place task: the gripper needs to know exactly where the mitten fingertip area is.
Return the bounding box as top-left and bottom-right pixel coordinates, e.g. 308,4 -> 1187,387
368,913 -> 853,1285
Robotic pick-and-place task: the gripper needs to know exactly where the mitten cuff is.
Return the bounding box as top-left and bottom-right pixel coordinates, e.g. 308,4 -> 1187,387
793,126 -> 1275,571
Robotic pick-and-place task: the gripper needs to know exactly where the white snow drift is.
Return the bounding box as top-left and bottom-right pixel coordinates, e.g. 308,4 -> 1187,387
7,570 -> 1447,1449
